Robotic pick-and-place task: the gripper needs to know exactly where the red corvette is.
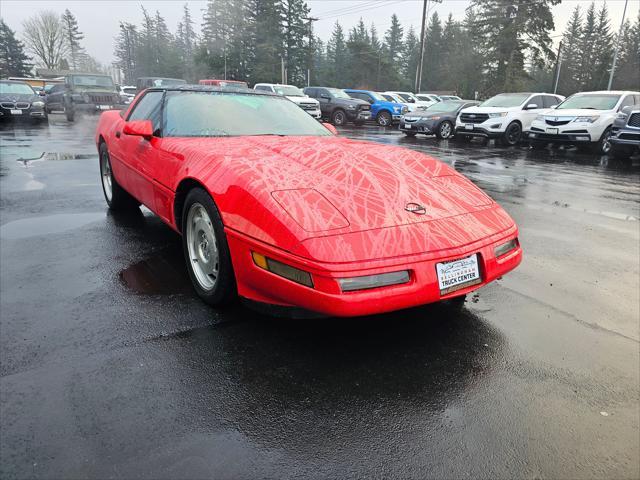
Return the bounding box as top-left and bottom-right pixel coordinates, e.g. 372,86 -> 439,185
95,86 -> 521,317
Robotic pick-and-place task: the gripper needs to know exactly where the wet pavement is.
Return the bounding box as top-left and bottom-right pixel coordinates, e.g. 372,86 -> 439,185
1,115 -> 639,479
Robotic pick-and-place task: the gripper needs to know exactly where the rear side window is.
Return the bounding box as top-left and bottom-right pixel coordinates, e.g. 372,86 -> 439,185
254,85 -> 272,92
127,91 -> 164,134
618,95 -> 636,110
527,95 -> 544,109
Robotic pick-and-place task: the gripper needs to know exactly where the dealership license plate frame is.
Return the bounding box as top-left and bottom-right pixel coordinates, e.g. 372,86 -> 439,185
546,127 -> 559,134
10,109 -> 22,115
465,124 -> 473,130
436,253 -> 482,295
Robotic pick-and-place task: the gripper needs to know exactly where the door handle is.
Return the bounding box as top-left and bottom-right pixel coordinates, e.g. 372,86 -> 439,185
115,131 -> 121,138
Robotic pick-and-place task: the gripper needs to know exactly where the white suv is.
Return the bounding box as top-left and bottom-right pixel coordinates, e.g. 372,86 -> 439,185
253,83 -> 321,119
527,90 -> 640,154
456,92 -> 564,145
386,91 -> 432,111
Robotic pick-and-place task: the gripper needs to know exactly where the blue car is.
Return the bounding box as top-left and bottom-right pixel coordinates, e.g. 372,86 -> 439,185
344,89 -> 408,126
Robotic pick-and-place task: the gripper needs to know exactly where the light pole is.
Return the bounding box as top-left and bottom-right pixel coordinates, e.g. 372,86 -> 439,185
607,0 -> 629,90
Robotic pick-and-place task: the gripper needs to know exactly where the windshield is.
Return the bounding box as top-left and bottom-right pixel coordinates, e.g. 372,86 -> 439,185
395,93 -> 412,102
274,85 -> 304,97
480,93 -> 530,108
556,94 -> 621,110
327,88 -> 350,99
0,82 -> 35,95
425,101 -> 464,113
72,75 -> 114,88
381,94 -> 396,102
369,91 -> 385,102
164,91 -> 331,137
416,95 -> 432,102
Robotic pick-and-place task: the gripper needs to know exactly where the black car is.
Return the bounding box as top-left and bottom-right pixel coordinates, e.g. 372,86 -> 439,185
303,87 -> 371,126
0,80 -> 47,123
399,100 -> 479,139
609,106 -> 640,160
45,73 -> 124,122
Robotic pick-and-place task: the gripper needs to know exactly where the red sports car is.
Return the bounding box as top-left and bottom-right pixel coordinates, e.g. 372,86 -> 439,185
95,86 -> 522,317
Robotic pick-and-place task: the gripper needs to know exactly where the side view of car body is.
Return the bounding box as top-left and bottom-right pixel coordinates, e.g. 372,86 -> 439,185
0,80 -> 47,123
527,91 -> 640,154
416,94 -> 441,107
380,92 -> 416,113
254,83 -> 321,119
385,91 -> 432,112
456,92 -> 564,146
400,100 -> 480,139
345,89 -> 408,127
95,85 -> 522,317
608,106 -> 640,160
45,73 -> 124,122
303,86 -> 371,126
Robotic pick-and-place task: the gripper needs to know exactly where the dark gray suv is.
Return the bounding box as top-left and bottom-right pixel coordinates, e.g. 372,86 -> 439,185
303,87 -> 371,126
609,106 -> 640,160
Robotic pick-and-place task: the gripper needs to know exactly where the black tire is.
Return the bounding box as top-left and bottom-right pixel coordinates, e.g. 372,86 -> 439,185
436,121 -> 454,139
610,144 -> 634,160
65,104 -> 75,122
181,187 -> 237,306
99,142 -> 140,210
376,110 -> 392,127
403,131 -> 417,137
331,109 -> 347,126
499,121 -> 522,146
593,127 -> 612,155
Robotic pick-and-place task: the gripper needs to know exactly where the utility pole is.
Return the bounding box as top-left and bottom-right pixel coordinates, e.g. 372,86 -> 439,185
607,0 -> 629,90
415,0 -> 428,93
552,41 -> 562,94
281,56 -> 285,84
305,17 -> 318,87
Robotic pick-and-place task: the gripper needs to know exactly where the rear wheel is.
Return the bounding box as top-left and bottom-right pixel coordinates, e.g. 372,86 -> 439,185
99,142 -> 139,210
500,122 -> 522,146
436,121 -> 453,139
376,111 -> 392,127
181,188 -> 237,305
331,109 -> 347,126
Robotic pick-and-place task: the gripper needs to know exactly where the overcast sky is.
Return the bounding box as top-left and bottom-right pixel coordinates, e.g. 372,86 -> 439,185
2,0 -> 638,66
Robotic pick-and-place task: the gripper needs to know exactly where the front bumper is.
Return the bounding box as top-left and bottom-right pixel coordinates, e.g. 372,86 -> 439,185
0,107 -> 46,119
225,226 -> 522,317
455,124 -> 504,138
346,110 -> 372,121
525,129 -> 592,143
306,109 -> 321,119
610,129 -> 640,147
399,119 -> 437,134
71,102 -> 127,113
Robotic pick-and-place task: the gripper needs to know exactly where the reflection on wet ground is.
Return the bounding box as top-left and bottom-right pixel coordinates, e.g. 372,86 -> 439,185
120,244 -> 192,295
0,212 -> 104,240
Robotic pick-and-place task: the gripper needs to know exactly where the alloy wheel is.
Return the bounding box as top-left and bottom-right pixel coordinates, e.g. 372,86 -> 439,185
186,203 -> 219,291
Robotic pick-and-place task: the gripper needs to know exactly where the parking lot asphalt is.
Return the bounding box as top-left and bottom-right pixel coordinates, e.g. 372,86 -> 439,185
1,115 -> 639,479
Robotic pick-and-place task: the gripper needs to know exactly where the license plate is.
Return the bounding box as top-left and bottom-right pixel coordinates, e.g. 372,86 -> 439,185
98,105 -> 111,110
465,124 -> 473,130
405,124 -> 412,129
546,127 -> 558,134
436,254 -> 482,295
10,109 -> 22,115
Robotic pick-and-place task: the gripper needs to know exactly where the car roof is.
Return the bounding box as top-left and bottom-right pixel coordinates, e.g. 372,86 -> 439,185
572,90 -> 638,95
0,80 -> 30,84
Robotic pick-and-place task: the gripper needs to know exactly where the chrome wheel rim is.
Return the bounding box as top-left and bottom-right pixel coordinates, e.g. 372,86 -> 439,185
334,112 -> 345,125
378,114 -> 389,126
601,132 -> 611,153
186,203 -> 219,291
440,122 -> 452,138
100,149 -> 113,202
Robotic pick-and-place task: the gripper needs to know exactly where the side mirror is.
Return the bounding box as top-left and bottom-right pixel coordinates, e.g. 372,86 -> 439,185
409,98 -> 415,103
525,103 -> 539,110
320,94 -> 330,100
38,90 -> 46,96
123,120 -> 153,139
323,123 -> 338,135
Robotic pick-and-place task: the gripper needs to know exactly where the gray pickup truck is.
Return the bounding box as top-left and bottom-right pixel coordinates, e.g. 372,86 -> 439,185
610,106 -> 640,160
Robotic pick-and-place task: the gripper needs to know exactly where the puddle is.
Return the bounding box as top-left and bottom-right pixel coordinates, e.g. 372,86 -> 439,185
120,246 -> 193,295
0,213 -> 104,240
17,152 -> 95,166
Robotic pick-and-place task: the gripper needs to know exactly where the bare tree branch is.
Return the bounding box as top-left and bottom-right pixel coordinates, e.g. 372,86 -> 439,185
22,11 -> 68,69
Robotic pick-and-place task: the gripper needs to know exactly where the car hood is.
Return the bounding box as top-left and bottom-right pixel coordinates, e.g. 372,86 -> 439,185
461,105 -> 522,114
0,93 -> 39,103
537,108 -> 613,117
287,96 -> 319,106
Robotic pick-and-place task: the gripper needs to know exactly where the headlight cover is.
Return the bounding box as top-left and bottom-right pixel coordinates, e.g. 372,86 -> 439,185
488,112 -> 507,118
346,104 -> 356,110
573,115 -> 599,123
534,115 -> 545,122
32,101 -> 45,107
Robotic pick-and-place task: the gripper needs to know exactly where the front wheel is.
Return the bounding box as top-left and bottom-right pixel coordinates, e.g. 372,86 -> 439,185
182,188 -> 237,305
99,142 -> 139,210
376,111 -> 392,127
331,109 -> 347,126
500,122 -> 522,146
594,127 -> 612,155
436,121 -> 453,139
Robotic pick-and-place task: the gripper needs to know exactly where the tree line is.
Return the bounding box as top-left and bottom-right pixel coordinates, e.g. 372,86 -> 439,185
1,0 -> 638,97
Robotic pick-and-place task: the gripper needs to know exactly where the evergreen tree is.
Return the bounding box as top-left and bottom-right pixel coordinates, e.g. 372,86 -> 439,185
457,8 -> 483,98
249,0 -> 284,83
471,0 -> 559,94
346,19 -> 375,88
114,22 -> 138,84
440,14 -> 463,94
590,3 -> 613,90
283,0 -> 310,85
326,21 -> 347,86
422,12 -> 443,90
558,5 -> 583,95
577,2 -> 597,90
613,14 -> 640,90
0,19 -> 33,77
176,4 -> 197,81
61,9 -> 83,70
401,26 -> 419,91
